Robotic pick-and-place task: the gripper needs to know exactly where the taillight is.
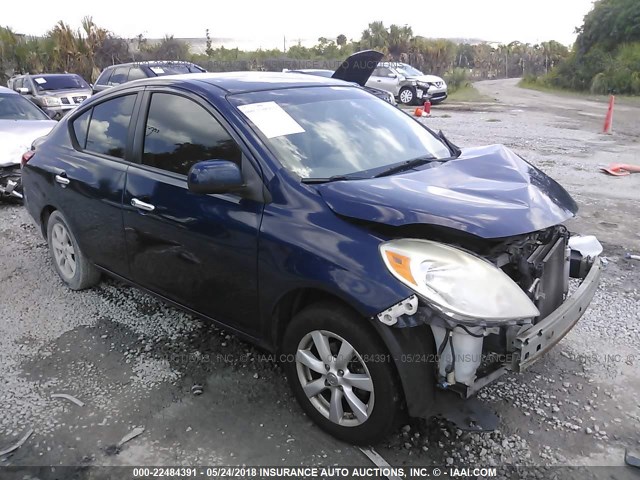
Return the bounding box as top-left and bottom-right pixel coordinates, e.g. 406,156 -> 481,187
21,150 -> 35,167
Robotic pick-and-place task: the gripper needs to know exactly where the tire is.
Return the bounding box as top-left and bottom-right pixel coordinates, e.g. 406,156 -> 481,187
46,210 -> 101,290
398,86 -> 415,105
282,301 -> 402,444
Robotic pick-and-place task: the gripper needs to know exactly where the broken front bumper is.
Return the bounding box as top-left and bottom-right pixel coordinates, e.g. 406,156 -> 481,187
0,166 -> 23,200
436,256 -> 601,399
510,256 -> 601,372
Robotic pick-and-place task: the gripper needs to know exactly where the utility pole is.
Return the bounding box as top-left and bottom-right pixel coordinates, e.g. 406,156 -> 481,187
283,35 -> 286,53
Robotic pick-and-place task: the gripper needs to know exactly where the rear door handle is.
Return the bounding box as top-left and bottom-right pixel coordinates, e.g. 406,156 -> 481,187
131,198 -> 155,212
54,173 -> 70,186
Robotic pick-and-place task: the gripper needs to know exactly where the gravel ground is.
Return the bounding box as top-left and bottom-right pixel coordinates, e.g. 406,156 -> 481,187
0,79 -> 639,477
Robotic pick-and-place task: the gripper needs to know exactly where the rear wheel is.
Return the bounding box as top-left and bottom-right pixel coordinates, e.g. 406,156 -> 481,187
47,210 -> 101,290
282,301 -> 402,444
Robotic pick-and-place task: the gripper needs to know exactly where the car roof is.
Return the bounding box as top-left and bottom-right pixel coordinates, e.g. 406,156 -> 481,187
290,69 -> 334,75
105,60 -> 199,68
0,86 -> 18,95
128,71 -> 349,94
29,73 -> 82,78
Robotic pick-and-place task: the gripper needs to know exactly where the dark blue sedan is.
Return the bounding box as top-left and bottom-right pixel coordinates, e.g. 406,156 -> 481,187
22,72 -> 601,444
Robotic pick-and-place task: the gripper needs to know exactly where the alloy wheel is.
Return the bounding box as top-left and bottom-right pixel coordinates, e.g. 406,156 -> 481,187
51,222 -> 76,279
399,88 -> 413,104
295,330 -> 374,427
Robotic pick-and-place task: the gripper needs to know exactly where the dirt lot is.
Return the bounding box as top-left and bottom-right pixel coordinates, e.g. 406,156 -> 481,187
1,79 -> 639,477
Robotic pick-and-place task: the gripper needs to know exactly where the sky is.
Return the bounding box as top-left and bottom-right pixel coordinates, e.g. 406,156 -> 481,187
3,0 -> 596,48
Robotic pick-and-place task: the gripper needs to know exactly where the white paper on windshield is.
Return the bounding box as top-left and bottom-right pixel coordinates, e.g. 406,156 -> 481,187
34,77 -> 47,84
150,67 -> 165,74
238,101 -> 305,138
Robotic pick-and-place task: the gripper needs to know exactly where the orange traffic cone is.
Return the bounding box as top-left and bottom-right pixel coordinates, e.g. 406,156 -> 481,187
423,100 -> 431,115
414,107 -> 424,117
603,95 -> 615,134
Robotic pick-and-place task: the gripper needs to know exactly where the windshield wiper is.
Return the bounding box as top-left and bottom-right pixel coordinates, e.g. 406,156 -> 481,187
301,174 -> 367,184
373,156 -> 439,178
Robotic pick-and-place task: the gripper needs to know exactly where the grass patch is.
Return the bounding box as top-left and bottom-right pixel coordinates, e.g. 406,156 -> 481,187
448,84 -> 493,102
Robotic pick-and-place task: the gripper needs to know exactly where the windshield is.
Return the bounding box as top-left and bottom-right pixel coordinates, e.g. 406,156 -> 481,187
0,94 -> 50,120
395,64 -> 424,77
33,74 -> 90,91
149,64 -> 205,76
232,87 -> 450,179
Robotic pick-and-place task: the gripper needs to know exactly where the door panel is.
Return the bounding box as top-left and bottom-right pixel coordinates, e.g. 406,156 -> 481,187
123,168 -> 262,332
367,68 -> 398,96
50,92 -> 140,276
123,90 -> 263,333
53,150 -> 129,274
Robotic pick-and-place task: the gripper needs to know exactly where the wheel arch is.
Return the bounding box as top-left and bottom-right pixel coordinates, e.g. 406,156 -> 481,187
271,287 -> 438,420
40,205 -> 57,239
271,287 -> 350,352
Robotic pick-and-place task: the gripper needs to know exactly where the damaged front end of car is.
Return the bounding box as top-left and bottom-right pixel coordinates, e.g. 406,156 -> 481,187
376,227 -> 601,401
316,143 -> 602,427
0,165 -> 23,200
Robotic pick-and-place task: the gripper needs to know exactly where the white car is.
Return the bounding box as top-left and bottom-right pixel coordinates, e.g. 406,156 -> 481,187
367,62 -> 448,105
0,86 -> 56,200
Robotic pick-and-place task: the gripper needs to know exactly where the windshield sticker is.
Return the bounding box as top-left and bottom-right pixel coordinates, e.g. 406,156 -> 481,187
34,78 -> 47,84
150,67 -> 165,74
238,101 -> 305,138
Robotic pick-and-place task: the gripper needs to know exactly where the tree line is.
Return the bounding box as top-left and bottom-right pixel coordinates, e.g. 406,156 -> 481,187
1,18 -> 570,87
529,0 -> 640,95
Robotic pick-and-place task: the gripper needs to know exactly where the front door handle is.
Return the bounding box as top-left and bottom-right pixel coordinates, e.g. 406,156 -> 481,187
54,173 -> 70,186
131,198 -> 155,212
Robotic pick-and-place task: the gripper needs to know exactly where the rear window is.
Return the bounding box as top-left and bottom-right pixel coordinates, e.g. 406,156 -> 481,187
147,64 -> 205,76
32,74 -> 90,91
108,67 -> 129,86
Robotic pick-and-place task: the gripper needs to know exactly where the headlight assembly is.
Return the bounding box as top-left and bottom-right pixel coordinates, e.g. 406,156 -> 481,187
41,97 -> 61,107
380,239 -> 539,325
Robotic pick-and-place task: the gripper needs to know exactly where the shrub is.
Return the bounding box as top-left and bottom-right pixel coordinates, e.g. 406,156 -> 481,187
444,68 -> 470,92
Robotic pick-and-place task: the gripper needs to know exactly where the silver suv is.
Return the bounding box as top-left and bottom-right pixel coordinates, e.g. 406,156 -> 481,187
8,74 -> 92,119
366,63 -> 448,105
367,65 -> 425,105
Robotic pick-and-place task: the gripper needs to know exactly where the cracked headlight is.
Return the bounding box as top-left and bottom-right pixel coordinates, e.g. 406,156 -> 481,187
380,239 -> 539,325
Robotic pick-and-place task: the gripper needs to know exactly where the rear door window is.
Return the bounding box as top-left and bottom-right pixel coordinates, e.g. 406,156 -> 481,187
85,95 -> 136,158
72,109 -> 92,148
141,93 -> 242,176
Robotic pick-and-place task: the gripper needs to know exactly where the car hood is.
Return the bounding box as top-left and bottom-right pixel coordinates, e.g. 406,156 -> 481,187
405,74 -> 445,85
316,144 -> 578,239
0,120 -> 56,167
332,50 -> 384,87
38,88 -> 92,97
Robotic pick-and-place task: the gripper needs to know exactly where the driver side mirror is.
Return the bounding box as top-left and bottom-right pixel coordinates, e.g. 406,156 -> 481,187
387,73 -> 397,78
17,87 -> 31,95
187,160 -> 244,195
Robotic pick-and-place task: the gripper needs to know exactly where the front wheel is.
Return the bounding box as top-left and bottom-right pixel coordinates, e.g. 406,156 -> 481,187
398,86 -> 415,105
282,302 -> 402,444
